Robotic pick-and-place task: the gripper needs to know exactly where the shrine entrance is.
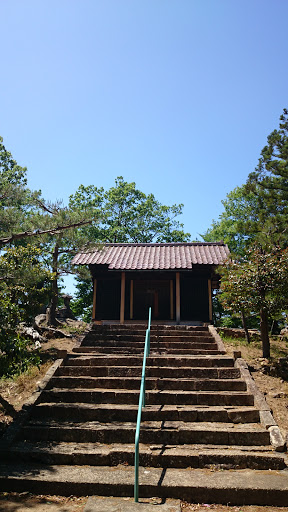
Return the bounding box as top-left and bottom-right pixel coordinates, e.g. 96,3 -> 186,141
72,242 -> 229,324
133,279 -> 171,320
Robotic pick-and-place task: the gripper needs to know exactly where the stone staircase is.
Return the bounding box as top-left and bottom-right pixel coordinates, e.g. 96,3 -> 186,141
0,324 -> 288,505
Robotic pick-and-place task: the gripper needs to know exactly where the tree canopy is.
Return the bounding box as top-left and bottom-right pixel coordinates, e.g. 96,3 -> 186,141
0,138 -> 191,355
204,109 -> 288,355
69,176 -> 191,320
69,176 -> 190,244
219,246 -> 288,357
203,109 -> 288,256
0,136 -> 35,241
202,185 -> 261,256
246,108 -> 288,248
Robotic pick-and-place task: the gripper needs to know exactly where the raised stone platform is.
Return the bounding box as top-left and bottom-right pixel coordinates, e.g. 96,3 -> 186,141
0,324 -> 287,505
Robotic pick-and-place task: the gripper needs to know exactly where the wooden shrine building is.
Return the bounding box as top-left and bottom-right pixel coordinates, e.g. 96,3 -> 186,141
72,242 -> 229,324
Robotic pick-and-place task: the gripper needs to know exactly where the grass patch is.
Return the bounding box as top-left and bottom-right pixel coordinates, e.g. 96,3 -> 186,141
221,334 -> 288,367
58,324 -> 87,335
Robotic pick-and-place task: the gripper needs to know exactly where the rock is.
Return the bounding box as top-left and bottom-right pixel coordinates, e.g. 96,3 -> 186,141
259,411 -> 277,429
272,392 -> 286,399
268,426 -> 286,452
18,324 -> 47,343
33,314 -> 47,332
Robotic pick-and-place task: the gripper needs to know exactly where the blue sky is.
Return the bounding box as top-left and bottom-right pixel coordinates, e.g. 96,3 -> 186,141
1,1 -> 288,290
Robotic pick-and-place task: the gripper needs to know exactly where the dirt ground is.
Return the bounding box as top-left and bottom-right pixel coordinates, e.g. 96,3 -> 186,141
0,493 -> 87,512
0,336 -> 78,435
224,336 -> 288,440
0,494 -> 288,512
0,331 -> 288,512
181,504 -> 288,512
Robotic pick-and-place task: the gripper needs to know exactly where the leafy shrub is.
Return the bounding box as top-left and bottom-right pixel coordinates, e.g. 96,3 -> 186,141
0,293 -> 41,378
0,334 -> 41,378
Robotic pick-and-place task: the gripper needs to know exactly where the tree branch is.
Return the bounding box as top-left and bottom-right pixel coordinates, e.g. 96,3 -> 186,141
0,219 -> 93,246
34,198 -> 59,214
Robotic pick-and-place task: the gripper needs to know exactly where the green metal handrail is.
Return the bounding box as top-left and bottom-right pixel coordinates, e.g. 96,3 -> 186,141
134,307 -> 151,502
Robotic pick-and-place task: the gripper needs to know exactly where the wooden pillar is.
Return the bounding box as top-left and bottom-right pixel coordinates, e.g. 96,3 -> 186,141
208,278 -> 213,323
170,280 -> 174,320
176,272 -> 180,324
92,278 -> 97,321
130,280 -> 134,319
120,272 -> 126,324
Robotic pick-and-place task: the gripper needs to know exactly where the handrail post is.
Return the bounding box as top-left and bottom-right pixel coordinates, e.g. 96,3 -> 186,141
134,307 -> 152,502
148,307 -> 151,354
142,374 -> 145,407
134,438 -> 139,502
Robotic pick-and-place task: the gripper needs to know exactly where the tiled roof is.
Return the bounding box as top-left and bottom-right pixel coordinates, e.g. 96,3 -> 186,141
72,243 -> 229,270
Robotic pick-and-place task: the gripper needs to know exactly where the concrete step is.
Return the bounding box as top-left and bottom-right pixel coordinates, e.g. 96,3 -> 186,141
1,321 -> 283,505
5,441 -> 286,470
57,366 -> 241,379
32,403 -> 260,424
81,340 -> 218,349
40,388 -> 255,406
20,421 -> 270,446
72,347 -> 222,355
83,335 -> 215,343
0,464 -> 288,505
47,376 -> 247,392
90,326 -> 209,334
64,355 -> 235,367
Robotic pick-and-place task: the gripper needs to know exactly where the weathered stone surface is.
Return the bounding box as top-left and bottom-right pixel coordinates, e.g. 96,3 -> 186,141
0,465 -> 288,505
84,496 -> 181,512
0,323 -> 286,505
208,325 -> 226,353
260,410 -> 277,429
18,324 -> 47,343
235,358 -> 270,411
269,426 -> 286,452
6,441 -> 285,470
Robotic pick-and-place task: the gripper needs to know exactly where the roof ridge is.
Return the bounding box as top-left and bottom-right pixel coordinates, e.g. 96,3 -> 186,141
101,241 -> 226,247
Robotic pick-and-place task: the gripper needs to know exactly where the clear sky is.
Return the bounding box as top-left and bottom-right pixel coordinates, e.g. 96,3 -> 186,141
1,0 -> 288,291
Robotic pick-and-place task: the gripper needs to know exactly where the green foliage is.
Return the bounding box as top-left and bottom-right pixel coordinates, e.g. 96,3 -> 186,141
219,245 -> 288,356
0,333 -> 41,378
70,177 -> 190,316
0,136 -> 95,371
0,136 -> 42,241
248,108 -> 288,198
219,316 -> 240,328
204,109 -> 288,255
202,185 -> 264,256
203,109 -> 288,345
0,245 -> 52,324
0,245 -> 51,377
70,278 -> 93,322
0,293 -> 41,378
35,200 -> 95,325
212,292 -> 248,328
69,176 -> 190,243
220,246 -> 288,317
245,109 -> 288,249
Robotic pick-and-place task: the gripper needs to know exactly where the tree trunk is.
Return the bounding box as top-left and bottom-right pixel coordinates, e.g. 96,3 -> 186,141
241,310 -> 250,344
260,308 -> 270,358
47,243 -> 59,326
